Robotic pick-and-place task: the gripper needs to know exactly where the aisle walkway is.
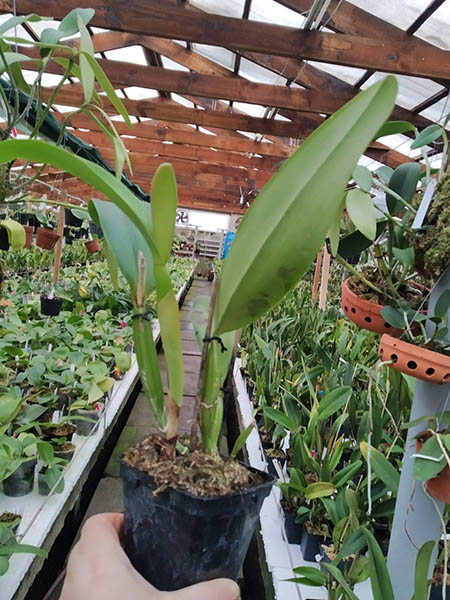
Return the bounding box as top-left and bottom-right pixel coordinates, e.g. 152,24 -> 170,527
44,277 -> 211,599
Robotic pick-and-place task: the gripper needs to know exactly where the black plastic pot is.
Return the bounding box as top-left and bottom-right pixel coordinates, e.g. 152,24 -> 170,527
54,443 -> 76,462
120,459 -> 275,590
37,469 -> 50,496
430,583 -> 450,599
300,525 -> 326,562
40,296 -> 63,317
64,208 -> 83,228
372,521 -> 390,557
57,390 -> 76,411
0,227 -> 9,250
74,407 -> 101,436
3,459 -> 36,497
284,512 -> 303,544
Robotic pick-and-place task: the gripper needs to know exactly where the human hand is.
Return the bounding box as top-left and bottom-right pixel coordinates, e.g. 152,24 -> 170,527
60,513 -> 240,600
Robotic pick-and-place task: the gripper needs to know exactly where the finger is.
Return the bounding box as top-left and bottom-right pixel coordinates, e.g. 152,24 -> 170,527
163,578 -> 240,600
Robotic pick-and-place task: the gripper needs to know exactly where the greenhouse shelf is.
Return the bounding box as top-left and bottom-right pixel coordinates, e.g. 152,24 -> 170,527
1,274 -> 194,600
233,361 -> 373,600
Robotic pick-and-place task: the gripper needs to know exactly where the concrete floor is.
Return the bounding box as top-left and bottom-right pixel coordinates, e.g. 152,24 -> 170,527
43,278 -> 211,600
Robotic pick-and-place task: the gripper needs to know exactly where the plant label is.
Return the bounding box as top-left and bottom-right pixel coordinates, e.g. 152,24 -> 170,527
52,410 -> 61,424
412,179 -> 437,230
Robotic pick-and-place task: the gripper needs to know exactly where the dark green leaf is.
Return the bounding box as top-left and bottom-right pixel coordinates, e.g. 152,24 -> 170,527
411,124 -> 443,150
386,163 -> 420,216
375,121 -> 415,139
381,305 -> 405,329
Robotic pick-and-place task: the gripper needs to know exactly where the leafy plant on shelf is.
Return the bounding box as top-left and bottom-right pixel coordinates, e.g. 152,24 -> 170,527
0,73 -> 399,585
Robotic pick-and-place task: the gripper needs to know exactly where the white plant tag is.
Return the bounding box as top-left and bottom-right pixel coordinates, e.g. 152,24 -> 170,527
52,410 -> 61,424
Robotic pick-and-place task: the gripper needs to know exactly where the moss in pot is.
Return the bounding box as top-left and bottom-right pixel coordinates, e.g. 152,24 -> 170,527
1,76 -> 398,590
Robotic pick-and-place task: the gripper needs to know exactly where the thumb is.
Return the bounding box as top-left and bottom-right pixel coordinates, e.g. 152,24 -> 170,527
163,578 -> 240,600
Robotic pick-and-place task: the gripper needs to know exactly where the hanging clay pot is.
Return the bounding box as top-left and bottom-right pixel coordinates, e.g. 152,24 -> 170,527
36,227 -> 60,250
24,225 -> 33,249
341,278 -> 404,336
379,334 -> 450,384
85,239 -> 101,253
416,432 -> 450,503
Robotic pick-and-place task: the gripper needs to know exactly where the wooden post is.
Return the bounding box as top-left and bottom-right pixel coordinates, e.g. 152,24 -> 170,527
312,250 -> 323,302
318,243 -> 330,311
52,199 -> 65,285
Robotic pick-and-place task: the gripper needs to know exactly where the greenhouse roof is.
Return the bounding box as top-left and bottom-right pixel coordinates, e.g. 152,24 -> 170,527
0,0 -> 449,213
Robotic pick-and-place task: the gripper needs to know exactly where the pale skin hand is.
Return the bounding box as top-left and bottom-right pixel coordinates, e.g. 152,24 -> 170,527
60,513 -> 240,600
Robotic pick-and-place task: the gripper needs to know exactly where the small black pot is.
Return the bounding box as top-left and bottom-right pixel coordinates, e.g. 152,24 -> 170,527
37,470 -> 51,496
3,459 -> 36,497
300,525 -> 326,562
372,521 -> 390,557
0,227 -> 9,250
74,407 -> 101,436
430,583 -> 450,599
284,512 -> 303,544
57,390 -> 76,411
64,208 -> 83,228
40,296 -> 63,317
54,443 -> 76,462
120,459 -> 275,590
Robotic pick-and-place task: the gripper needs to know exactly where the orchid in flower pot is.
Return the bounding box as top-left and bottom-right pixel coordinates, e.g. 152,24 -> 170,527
0,76 -> 398,589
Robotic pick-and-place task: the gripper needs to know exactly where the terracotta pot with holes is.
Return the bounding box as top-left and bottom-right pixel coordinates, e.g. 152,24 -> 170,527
341,278 -> 403,336
416,432 -> 450,503
379,334 -> 450,385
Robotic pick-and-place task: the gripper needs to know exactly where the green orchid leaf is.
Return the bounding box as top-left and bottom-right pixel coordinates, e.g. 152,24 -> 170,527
414,435 -> 446,482
305,481 -> 336,500
411,124 -> 443,150
362,527 -> 394,600
213,77 -> 398,335
352,164 -> 373,192
360,442 -> 399,495
151,163 -> 177,264
393,246 -> 415,267
412,541 -> 434,600
386,162 -> 420,216
375,120 -> 415,139
346,189 -> 376,241
77,15 -> 95,104
381,305 -> 406,329
58,8 -> 95,37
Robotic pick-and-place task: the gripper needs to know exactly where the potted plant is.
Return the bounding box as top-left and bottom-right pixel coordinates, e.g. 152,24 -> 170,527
37,442 -> 68,496
412,426 -> 450,503
379,289 -> 450,384
35,212 -> 60,250
0,74 -> 398,588
85,235 -> 101,254
0,432 -> 49,496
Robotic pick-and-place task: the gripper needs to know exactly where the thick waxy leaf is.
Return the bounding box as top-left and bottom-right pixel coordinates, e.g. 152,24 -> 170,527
151,163 -> 177,264
346,189 -> 376,241
1,218 -> 25,249
317,386 -> 352,421
58,8 -> 95,37
89,199 -> 155,298
362,527 -> 394,600
375,166 -> 394,184
393,246 -> 414,267
360,442 -> 399,494
0,544 -> 47,558
321,563 -> 360,600
0,14 -> 44,36
352,165 -> 373,192
375,120 -> 415,139
338,221 -> 387,258
288,566 -> 327,586
434,289 -> 450,319
413,434 -> 446,481
411,124 -> 443,150
386,162 -> 420,215
305,481 -> 336,500
264,407 -> 296,431
381,305 -> 406,329
213,77 -> 398,335
0,141 -> 158,256
0,52 -> 33,75
413,541 -> 434,600
77,15 -> 95,104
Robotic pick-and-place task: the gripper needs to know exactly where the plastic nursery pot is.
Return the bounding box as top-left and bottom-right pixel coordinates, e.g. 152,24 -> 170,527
37,469 -> 51,496
372,521 -> 390,557
429,583 -> 450,599
40,296 -> 63,317
341,278 -> 404,336
284,512 -> 303,544
416,433 -> 450,503
42,422 -> 76,443
85,239 -> 101,253
3,458 -> 36,497
74,406 -> 102,437
54,442 -> 76,463
300,524 -> 327,562
24,225 -> 33,249
120,459 -> 275,590
379,334 -> 450,385
36,227 -> 60,250
0,227 -> 9,250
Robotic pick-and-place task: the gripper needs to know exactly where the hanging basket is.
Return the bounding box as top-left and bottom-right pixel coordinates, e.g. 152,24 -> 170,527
36,227 -> 60,250
85,239 -> 101,253
416,432 -> 450,503
24,225 -> 33,249
341,278 -> 403,336
379,334 -> 450,384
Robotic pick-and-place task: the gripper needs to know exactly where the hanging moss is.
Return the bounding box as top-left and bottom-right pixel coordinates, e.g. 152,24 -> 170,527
412,171 -> 450,279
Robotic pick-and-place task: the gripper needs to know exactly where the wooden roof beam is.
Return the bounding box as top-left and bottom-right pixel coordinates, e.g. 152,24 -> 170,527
5,1 -> 450,79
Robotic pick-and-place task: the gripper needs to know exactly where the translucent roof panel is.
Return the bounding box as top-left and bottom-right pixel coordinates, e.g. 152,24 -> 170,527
190,0 -> 245,18
415,3 -> 450,50
346,0 -> 420,31
123,87 -> 159,100
192,44 -> 235,71
239,58 -> 287,85
362,72 -> 444,111
249,0 -> 306,27
104,47 -> 147,66
161,56 -> 190,72
420,94 -> 450,125
232,102 -> 265,118
307,62 -> 367,85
